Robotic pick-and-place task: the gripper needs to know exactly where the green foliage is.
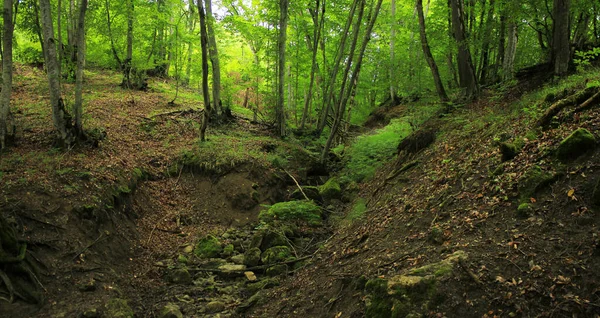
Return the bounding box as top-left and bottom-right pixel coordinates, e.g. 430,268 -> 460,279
258,200 -> 322,226
347,198 -> 367,221
574,48 -> 600,72
343,119 -> 412,182
194,235 -> 223,258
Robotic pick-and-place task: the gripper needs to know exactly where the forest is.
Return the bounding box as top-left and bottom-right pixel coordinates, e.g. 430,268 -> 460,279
0,0 -> 600,317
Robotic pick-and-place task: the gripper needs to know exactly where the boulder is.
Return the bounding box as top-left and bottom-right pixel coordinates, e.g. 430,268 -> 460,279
194,235 -> 222,258
159,303 -> 183,318
556,128 -> 596,161
243,247 -> 262,267
105,299 -> 134,318
499,142 -> 521,162
319,178 -> 341,200
261,246 -> 293,265
217,264 -> 246,278
170,268 -> 192,285
266,264 -> 288,276
231,254 -> 245,265
206,300 -> 226,313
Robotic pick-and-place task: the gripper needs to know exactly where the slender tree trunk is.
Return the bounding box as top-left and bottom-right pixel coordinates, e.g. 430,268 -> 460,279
503,21 -> 517,80
205,0 -> 223,117
0,0 -> 15,149
197,0 -> 211,141
123,0 -> 133,87
478,0 -> 495,84
322,0 -> 383,162
495,10 -> 506,81
450,0 -> 479,99
58,0 -> 62,78
40,0 -> 74,147
390,0 -> 396,101
185,1 -> 195,86
301,0 -> 323,131
74,0 -> 88,136
105,0 -> 122,69
276,0 -> 289,137
416,0 -> 449,102
552,0 -> 570,76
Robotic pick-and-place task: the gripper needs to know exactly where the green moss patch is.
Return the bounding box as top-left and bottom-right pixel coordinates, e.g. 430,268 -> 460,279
518,166 -> 557,203
261,246 -> 294,264
258,200 -> 322,226
194,235 -> 223,258
556,128 -> 596,161
319,177 -> 341,200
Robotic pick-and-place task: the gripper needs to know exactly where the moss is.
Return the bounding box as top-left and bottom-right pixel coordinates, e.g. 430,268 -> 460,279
518,166 -> 556,203
427,226 -> 444,244
105,298 -> 134,318
319,177 -> 341,200
258,200 -> 322,226
556,128 -> 596,161
265,264 -> 288,276
177,254 -> 188,264
223,244 -> 235,256
246,278 -> 280,293
364,278 -> 392,318
347,198 -> 368,221
194,235 -> 222,258
408,250 -> 467,277
517,203 -> 533,218
261,246 -> 293,264
499,142 -> 522,162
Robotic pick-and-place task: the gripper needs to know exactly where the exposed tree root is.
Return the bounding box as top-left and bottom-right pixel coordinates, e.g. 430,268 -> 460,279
536,86 -> 599,128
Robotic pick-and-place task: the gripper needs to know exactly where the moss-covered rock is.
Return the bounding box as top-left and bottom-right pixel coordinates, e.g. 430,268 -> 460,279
194,235 -> 223,258
517,203 -> 533,218
243,247 -> 262,267
556,128 -> 596,161
169,268 -> 192,284
518,166 -> 556,203
105,299 -> 134,318
499,142 -> 521,162
159,303 -> 183,318
364,278 -> 392,318
222,244 -> 234,257
258,200 -> 321,226
265,264 -> 288,276
246,277 -> 280,294
319,177 -> 341,200
261,246 -> 293,264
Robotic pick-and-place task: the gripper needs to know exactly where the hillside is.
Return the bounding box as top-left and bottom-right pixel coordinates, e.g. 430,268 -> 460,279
0,65 -> 599,318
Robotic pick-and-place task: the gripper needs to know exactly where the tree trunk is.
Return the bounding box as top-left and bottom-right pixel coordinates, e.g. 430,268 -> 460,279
276,0 -> 289,137
416,0 -> 449,102
450,0 -> 479,99
390,0 -> 396,101
478,0 -> 495,84
300,0 -> 323,131
197,0 -> 211,142
40,0 -> 74,147
122,0 -> 133,87
205,0 -> 223,117
185,1 -> 195,86
73,0 -> 88,136
552,0 -> 570,76
503,21 -> 517,80
0,0 -> 15,149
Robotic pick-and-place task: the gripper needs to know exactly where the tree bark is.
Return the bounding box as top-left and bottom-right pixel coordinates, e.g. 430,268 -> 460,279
300,0 -> 323,131
390,0 -> 396,101
416,0 -> 449,102
478,0 -> 495,84
552,0 -> 570,76
197,0 -> 211,142
276,0 -> 289,137
40,0 -> 74,147
205,0 -> 223,117
503,21 -> 517,80
450,0 -> 479,99
73,0 -> 88,136
0,0 -> 15,149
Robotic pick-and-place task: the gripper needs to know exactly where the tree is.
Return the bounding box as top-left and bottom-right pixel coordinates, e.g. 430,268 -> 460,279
0,0 -> 16,150
39,0 -> 75,147
276,0 -> 289,137
416,0 -> 449,102
552,0 -> 570,76
205,0 -> 224,117
450,0 -> 479,99
198,0 -> 211,142
73,0 -> 88,136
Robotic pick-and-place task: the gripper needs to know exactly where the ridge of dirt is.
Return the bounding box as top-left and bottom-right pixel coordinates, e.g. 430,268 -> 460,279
247,87 -> 600,317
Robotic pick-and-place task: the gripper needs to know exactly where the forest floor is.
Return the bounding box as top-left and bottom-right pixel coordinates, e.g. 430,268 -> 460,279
1,64 -> 600,318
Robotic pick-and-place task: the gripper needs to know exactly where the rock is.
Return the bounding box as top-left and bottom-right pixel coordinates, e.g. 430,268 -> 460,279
222,244 -> 234,257
77,278 -> 96,292
499,142 -> 521,162
246,278 -> 280,293
518,166 -> 556,203
244,271 -> 257,281
258,201 -> 322,226
231,254 -> 245,265
206,301 -> 226,313
266,264 -> 288,276
177,254 -> 188,264
170,268 -> 192,285
319,177 -> 341,200
244,247 -> 262,267
261,246 -> 293,264
105,298 -> 134,318
236,291 -> 266,314
260,231 -> 289,250
182,245 -> 194,254
249,233 -> 263,249
517,203 -> 533,218
194,235 -> 223,258
217,264 -> 246,277
159,303 -> 183,318
556,128 -> 596,161
82,308 -> 99,318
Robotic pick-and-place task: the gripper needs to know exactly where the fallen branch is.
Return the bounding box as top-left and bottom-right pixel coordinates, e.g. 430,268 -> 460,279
71,233 -> 106,261
151,108 -> 204,119
574,90 -> 600,113
186,255 -> 313,273
537,86 -> 598,128
459,259 -> 483,285
284,169 -> 309,201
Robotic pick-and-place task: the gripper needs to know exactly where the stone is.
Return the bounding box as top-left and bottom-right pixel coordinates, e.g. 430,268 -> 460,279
222,244 -> 235,257
170,268 -> 192,285
177,254 -> 188,264
244,271 -> 257,281
265,264 -> 288,276
159,303 -> 183,318
499,142 -> 521,162
249,233 -> 263,249
82,308 -> 99,318
206,301 -> 226,313
246,278 -> 280,293
105,298 -> 134,318
182,245 -> 194,254
77,278 -> 96,292
194,235 -> 222,258
517,203 -> 533,218
556,128 -> 596,161
261,246 -> 292,265
318,177 -> 341,200
231,254 -> 245,265
243,247 -> 262,267
217,264 -> 246,278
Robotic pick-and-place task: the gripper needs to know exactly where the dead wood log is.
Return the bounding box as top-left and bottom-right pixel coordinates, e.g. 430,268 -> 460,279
537,86 -> 598,128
